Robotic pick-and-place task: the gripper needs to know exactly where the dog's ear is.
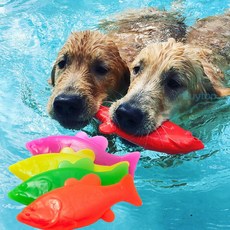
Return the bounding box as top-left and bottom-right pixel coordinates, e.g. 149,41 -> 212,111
200,59 -> 230,97
118,58 -> 131,95
196,49 -> 230,97
214,87 -> 230,97
49,65 -> 56,86
123,64 -> 130,86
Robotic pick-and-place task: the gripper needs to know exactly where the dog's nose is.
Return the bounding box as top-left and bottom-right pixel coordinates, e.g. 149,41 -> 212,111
53,94 -> 85,118
114,103 -> 144,134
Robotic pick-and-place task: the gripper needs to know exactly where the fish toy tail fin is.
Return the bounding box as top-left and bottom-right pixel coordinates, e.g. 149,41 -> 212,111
26,140 -> 41,155
121,175 -> 142,206
120,152 -> 140,177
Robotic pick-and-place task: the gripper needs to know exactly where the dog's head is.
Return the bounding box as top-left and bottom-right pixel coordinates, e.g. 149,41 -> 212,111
110,38 -> 229,135
47,31 -> 129,129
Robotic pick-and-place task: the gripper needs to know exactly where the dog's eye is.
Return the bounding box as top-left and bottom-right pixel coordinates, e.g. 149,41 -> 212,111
94,65 -> 108,75
163,69 -> 183,90
166,78 -> 183,90
163,68 -> 185,100
92,61 -> 109,76
133,65 -> 141,75
57,55 -> 68,69
57,59 -> 66,69
132,61 -> 144,76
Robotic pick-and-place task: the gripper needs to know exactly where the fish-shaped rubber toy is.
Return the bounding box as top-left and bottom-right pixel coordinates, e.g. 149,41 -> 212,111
26,132 -> 140,176
8,158 -> 129,205
9,149 -> 95,181
95,106 -> 204,154
9,158 -> 129,205
17,174 -> 142,229
59,157 -> 129,173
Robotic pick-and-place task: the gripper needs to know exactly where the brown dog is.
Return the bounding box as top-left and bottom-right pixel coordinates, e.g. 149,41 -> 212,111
47,8 -> 186,129
110,12 -> 230,136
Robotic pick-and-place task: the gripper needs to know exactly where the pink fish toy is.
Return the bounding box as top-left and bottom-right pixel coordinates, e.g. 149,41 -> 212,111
26,132 -> 140,177
95,106 -> 204,154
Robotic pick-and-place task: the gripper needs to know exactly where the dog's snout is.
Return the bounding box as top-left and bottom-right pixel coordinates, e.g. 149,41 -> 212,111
53,94 -> 85,117
114,103 -> 144,134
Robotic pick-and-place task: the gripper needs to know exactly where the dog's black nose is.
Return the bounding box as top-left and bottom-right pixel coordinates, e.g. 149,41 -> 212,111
53,94 -> 85,118
114,103 -> 144,135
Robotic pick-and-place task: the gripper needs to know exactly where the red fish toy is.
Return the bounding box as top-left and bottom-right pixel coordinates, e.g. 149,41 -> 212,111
95,106 -> 204,154
17,174 -> 142,229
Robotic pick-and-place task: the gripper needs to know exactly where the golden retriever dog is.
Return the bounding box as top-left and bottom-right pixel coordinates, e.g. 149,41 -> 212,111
110,12 -> 230,136
47,8 -> 186,129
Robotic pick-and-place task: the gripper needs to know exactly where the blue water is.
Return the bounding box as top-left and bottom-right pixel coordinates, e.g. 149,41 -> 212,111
1,0 -> 230,229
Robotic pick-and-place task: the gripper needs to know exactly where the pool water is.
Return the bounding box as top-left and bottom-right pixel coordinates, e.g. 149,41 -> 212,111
0,0 -> 230,229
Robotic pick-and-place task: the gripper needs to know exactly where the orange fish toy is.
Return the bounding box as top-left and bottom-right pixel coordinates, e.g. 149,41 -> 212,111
17,174 -> 142,229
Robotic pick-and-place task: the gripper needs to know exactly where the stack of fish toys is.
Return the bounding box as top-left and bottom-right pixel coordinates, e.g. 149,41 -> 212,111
8,134 -> 142,229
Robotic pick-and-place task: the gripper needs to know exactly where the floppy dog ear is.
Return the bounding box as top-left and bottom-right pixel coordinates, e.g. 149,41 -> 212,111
47,65 -> 56,86
215,87 -> 230,97
123,65 -> 130,86
118,59 -> 131,96
197,50 -> 230,97
49,65 -> 56,86
201,60 -> 230,97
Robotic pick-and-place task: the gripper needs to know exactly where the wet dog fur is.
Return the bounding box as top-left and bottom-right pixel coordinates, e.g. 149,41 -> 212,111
110,12 -> 230,136
47,8 -> 186,129
47,31 -> 130,129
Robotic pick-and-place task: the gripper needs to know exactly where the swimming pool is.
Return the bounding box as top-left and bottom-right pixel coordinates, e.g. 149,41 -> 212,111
0,0 -> 230,229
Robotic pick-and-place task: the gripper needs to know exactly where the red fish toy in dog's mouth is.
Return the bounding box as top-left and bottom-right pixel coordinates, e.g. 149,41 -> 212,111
95,106 -> 204,154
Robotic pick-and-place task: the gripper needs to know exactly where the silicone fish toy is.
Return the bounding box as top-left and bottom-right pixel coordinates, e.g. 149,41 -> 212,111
59,157 -> 129,173
26,132 -> 140,176
8,158 -> 129,205
17,174 -> 142,229
9,149 -> 95,181
95,106 -> 204,154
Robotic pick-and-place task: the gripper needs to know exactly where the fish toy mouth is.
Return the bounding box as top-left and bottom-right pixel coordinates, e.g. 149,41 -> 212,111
8,190 -> 34,205
17,205 -> 60,229
17,211 -> 40,225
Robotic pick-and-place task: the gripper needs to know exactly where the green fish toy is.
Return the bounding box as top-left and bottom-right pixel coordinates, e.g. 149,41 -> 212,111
8,158 -> 129,205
